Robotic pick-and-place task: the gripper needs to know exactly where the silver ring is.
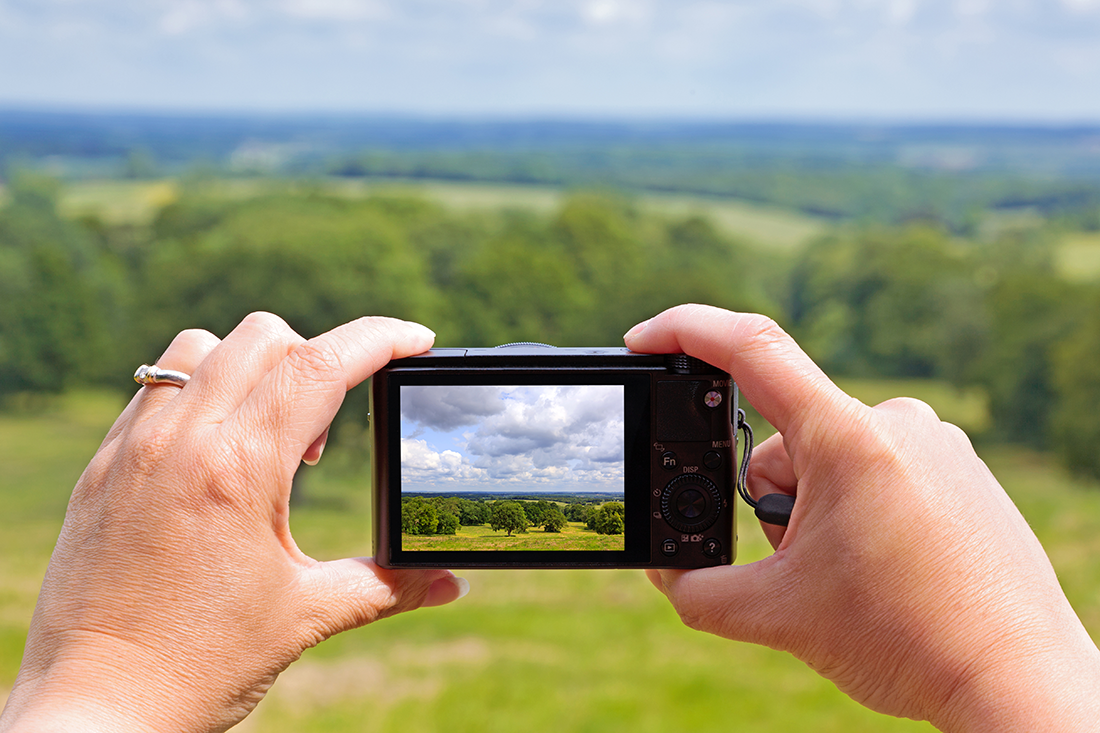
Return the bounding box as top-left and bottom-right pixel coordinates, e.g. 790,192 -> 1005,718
134,364 -> 190,388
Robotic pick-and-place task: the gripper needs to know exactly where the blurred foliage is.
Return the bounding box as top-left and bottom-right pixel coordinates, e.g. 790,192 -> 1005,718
1,175 -> 1099,478
1052,291 -> 1100,480
786,223 -> 1098,466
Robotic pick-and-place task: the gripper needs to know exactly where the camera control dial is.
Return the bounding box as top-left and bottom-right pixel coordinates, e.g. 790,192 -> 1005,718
660,473 -> 723,533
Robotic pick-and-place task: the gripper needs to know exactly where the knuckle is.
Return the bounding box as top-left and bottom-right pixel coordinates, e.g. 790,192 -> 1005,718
735,313 -> 787,345
878,395 -> 938,419
939,419 -> 975,448
675,605 -> 711,633
239,311 -> 297,342
168,327 -> 219,351
286,340 -> 346,384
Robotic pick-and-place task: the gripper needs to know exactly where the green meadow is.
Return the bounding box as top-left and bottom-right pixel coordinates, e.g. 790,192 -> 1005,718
402,521 -> 626,552
3,385 -> 1098,732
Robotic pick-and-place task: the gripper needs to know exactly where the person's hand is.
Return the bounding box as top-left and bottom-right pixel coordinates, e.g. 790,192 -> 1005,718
625,304 -> 1100,732
0,313 -> 467,733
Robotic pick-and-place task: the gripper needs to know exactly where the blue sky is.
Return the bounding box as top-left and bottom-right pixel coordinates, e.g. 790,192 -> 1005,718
400,385 -> 625,493
0,0 -> 1098,120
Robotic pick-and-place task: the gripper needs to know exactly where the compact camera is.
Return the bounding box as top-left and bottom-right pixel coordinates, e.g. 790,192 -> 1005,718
370,346 -> 737,569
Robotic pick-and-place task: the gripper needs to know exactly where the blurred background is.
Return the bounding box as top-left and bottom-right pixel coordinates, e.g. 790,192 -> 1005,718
2,1 -> 1100,730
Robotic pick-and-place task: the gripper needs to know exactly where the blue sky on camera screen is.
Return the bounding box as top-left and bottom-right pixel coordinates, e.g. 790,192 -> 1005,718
400,385 -> 625,494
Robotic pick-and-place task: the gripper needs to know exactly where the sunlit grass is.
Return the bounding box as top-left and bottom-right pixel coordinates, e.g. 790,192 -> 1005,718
1057,232 -> 1100,282
401,522 -> 625,552
58,179 -> 179,225
55,177 -> 828,252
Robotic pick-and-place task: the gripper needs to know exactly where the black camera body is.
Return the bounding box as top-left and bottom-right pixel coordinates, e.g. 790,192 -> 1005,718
371,347 -> 737,569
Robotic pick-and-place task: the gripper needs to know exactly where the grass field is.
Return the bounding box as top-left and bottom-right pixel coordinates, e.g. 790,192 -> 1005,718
2,385 -> 1098,731
54,177 -> 829,251
402,521 -> 625,552
1057,231 -> 1100,282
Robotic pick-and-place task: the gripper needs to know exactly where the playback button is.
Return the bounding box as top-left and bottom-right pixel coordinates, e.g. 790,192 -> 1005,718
661,538 -> 679,556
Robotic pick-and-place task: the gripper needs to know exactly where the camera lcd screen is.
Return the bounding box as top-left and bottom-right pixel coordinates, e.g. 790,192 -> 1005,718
381,373 -> 652,566
400,384 -> 626,551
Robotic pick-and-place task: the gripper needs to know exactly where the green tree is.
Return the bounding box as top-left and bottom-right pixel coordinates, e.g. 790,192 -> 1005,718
540,503 -> 568,533
0,174 -> 127,398
594,503 -> 625,535
976,271 -> 1082,443
458,499 -> 489,526
524,500 -> 555,528
489,501 -> 530,536
402,498 -> 439,536
141,193 -> 441,342
1051,292 -> 1100,479
564,503 -> 589,522
790,226 -> 987,381
436,511 -> 460,535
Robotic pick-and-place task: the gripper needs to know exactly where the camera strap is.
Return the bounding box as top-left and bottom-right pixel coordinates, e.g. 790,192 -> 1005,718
735,409 -> 794,527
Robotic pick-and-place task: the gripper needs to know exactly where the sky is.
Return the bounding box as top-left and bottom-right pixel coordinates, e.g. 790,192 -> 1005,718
0,0 -> 1098,120
400,385 -> 625,494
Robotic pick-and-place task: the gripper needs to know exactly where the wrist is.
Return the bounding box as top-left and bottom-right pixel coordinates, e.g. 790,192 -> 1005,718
1,643 -> 212,733
930,620 -> 1100,732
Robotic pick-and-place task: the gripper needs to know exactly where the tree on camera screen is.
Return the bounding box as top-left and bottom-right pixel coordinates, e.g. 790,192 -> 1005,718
399,385 -> 626,551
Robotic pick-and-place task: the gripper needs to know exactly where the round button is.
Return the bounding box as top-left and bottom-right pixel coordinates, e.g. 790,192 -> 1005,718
703,451 -> 723,470
702,538 -> 722,557
661,538 -> 679,556
704,390 -> 723,408
676,488 -> 705,519
660,474 -> 722,533
661,451 -> 678,471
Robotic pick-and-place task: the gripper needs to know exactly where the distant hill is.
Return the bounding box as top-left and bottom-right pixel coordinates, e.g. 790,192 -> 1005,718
3,108 -> 1100,229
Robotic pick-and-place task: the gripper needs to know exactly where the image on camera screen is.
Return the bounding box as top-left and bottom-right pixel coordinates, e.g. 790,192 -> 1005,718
399,385 -> 626,552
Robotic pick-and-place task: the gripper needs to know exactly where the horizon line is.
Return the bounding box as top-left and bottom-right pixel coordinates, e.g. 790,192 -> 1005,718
2,103 -> 1100,129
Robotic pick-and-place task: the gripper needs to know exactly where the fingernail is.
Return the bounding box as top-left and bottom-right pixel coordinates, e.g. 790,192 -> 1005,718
303,438 -> 326,466
406,321 -> 437,339
624,319 -> 650,340
422,576 -> 470,608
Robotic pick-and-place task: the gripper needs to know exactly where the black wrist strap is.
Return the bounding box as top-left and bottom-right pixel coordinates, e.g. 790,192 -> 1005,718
735,409 -> 794,527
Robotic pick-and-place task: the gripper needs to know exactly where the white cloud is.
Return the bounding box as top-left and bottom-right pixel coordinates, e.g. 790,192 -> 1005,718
580,0 -> 651,26
1061,0 -> 1100,13
280,0 -> 387,21
400,385 -> 625,492
158,0 -> 249,35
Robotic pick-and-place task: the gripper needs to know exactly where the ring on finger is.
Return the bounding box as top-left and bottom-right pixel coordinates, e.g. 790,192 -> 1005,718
134,364 -> 191,388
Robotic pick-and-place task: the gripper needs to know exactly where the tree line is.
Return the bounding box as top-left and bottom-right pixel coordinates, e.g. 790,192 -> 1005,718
401,496 -> 625,536
1,172 -> 1099,480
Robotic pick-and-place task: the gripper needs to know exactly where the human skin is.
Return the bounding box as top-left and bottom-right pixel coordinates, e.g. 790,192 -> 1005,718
0,313 -> 467,733
624,304 -> 1100,731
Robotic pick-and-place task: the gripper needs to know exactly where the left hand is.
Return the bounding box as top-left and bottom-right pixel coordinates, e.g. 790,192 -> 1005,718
0,313 -> 466,733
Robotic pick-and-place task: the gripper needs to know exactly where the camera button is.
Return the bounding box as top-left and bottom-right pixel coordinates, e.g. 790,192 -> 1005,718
661,451 -> 678,470
661,538 -> 679,556
702,538 -> 722,557
703,451 -> 723,470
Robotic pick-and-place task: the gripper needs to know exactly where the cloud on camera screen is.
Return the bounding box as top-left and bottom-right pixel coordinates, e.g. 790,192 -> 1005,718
398,384 -> 626,551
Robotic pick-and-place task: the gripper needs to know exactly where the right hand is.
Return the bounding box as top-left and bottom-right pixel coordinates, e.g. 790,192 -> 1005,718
625,304 -> 1100,731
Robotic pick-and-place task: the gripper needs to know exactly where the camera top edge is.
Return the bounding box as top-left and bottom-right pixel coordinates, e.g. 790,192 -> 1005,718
384,347 -> 729,376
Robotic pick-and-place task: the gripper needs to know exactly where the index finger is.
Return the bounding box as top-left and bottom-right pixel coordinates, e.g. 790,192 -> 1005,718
236,316 -> 436,465
624,305 -> 857,445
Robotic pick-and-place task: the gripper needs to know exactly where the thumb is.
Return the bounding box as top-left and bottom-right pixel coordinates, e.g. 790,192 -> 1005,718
650,561 -> 790,649
298,559 -> 466,639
